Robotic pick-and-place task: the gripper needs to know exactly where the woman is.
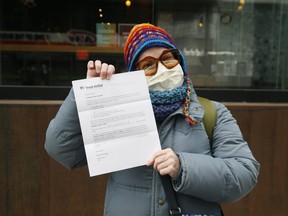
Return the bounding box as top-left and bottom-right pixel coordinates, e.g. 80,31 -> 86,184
45,23 -> 260,216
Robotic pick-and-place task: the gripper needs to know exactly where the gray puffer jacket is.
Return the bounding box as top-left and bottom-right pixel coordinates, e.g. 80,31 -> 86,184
45,88 -> 260,216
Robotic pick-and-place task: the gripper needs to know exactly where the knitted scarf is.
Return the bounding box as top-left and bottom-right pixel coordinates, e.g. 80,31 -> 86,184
150,78 -> 188,121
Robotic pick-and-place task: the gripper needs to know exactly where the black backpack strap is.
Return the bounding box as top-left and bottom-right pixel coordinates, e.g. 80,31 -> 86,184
160,174 -> 182,216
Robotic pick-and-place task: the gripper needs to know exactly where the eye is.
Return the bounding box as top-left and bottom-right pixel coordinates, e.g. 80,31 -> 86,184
140,60 -> 156,70
161,52 -> 175,62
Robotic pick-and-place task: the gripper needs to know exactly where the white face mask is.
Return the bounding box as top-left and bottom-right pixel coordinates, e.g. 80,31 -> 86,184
146,63 -> 184,91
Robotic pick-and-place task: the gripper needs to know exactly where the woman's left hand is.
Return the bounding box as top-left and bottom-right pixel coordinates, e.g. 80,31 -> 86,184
147,148 -> 180,179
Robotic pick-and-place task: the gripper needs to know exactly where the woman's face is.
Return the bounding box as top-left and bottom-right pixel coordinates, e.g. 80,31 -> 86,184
136,46 -> 184,91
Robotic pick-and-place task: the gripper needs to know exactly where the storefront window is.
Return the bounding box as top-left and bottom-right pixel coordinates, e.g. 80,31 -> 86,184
0,0 -> 152,86
0,0 -> 287,90
156,0 -> 288,89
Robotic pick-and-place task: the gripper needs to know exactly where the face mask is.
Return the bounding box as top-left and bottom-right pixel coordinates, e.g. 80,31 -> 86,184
146,63 -> 184,91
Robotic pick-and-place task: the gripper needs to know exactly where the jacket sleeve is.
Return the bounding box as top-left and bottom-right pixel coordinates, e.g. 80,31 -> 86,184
44,88 -> 87,169
173,102 -> 260,203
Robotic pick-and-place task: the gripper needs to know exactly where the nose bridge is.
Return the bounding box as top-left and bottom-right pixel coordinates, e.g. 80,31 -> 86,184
155,50 -> 166,65
157,61 -> 166,70
153,56 -> 164,71
154,56 -> 162,65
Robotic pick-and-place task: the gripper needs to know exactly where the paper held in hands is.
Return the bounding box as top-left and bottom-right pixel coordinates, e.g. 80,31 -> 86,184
72,71 -> 161,177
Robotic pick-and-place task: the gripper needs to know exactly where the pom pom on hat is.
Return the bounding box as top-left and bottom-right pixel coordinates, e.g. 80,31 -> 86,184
123,23 -> 187,74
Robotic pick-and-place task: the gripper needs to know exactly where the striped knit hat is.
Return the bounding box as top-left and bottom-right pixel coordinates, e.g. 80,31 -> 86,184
124,23 -> 188,75
123,23 -> 197,126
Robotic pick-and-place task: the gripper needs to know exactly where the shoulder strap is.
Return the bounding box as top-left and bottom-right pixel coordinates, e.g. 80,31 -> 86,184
161,97 -> 221,216
197,96 -> 217,142
198,97 -> 224,215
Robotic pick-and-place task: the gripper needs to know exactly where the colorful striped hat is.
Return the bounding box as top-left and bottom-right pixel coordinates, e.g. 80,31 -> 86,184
124,23 -> 187,74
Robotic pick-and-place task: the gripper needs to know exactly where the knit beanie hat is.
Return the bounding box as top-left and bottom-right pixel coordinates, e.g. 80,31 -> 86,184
124,23 -> 188,74
123,23 -> 196,126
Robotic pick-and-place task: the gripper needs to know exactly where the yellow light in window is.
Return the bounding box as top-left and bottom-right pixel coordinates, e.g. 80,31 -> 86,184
125,0 -> 131,7
237,0 -> 245,11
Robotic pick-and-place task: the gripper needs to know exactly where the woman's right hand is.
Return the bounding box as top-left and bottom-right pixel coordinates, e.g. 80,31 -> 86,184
86,60 -> 115,80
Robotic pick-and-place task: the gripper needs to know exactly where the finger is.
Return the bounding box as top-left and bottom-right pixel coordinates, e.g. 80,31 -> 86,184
100,63 -> 109,80
95,60 -> 102,76
153,148 -> 173,161
154,151 -> 180,177
106,64 -> 115,80
158,166 -> 174,177
86,60 -> 95,78
155,159 -> 169,171
146,158 -> 154,166
154,153 -> 172,170
147,148 -> 172,166
147,150 -> 165,166
157,159 -> 179,178
87,60 -> 95,70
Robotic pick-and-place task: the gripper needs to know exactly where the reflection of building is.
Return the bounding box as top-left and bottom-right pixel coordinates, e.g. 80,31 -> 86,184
0,0 -> 287,89
0,30 -> 96,46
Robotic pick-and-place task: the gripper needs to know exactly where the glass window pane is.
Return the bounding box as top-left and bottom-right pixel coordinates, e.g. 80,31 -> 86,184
0,0 -> 287,90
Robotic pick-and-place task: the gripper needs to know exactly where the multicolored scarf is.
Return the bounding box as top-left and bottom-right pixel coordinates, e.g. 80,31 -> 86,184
150,77 -> 187,121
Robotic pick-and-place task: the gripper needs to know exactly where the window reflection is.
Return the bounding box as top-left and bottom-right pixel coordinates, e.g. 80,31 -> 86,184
0,0 -> 287,89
